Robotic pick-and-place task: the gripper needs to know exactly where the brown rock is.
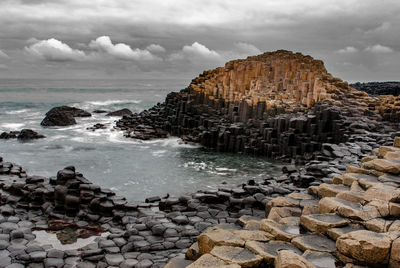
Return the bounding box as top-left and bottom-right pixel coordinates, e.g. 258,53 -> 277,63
259,219 -> 300,241
291,234 -> 336,253
197,228 -> 245,254
336,230 -> 392,265
245,240 -> 302,265
300,213 -> 349,233
187,254 -> 241,268
210,246 -> 263,267
275,250 -> 316,268
186,242 -> 201,261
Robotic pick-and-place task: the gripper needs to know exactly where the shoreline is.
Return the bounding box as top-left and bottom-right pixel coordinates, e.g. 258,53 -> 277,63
0,130 -> 394,267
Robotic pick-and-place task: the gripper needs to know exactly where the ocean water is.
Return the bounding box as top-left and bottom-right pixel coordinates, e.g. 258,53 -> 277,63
0,78 -> 285,201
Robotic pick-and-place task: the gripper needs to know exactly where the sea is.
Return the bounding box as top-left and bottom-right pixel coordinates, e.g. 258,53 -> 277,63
0,78 -> 285,201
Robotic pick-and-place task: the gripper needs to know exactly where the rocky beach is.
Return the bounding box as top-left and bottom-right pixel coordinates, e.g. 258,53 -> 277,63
1,50 -> 400,267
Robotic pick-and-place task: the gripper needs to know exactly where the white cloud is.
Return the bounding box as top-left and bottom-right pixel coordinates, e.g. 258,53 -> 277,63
337,46 -> 358,54
181,42 -> 221,59
89,36 -> 159,61
25,38 -> 86,61
0,64 -> 8,69
0,49 -> 9,58
365,44 -> 394,53
146,44 -> 166,53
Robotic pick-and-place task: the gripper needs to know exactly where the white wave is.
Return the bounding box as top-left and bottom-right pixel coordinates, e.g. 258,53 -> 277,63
0,123 -> 25,129
159,137 -> 201,149
5,109 -> 31,115
152,150 -> 167,157
86,100 -> 142,106
215,167 -> 237,172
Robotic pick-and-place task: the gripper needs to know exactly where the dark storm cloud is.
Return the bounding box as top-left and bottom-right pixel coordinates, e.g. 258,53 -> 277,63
0,0 -> 399,81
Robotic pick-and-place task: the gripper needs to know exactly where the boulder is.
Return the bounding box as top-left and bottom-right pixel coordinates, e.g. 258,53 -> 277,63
106,108 -> 133,117
17,129 -> 45,140
41,106 -> 91,126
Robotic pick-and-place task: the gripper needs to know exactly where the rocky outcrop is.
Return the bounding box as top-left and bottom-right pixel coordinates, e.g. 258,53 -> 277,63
177,138 -> 400,267
106,108 -> 133,117
0,129 -> 45,140
351,81 -> 400,96
41,106 -> 91,126
116,50 -> 400,160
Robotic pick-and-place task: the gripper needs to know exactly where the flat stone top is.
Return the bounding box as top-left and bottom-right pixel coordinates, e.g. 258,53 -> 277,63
307,213 -> 348,224
248,240 -> 302,257
292,234 -> 336,253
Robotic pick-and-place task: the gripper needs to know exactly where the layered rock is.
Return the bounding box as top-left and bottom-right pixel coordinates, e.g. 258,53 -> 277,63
116,50 -> 400,160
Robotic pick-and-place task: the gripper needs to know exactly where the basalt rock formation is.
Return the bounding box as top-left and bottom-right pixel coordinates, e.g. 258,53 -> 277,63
116,50 -> 400,160
351,81 -> 400,96
174,138 -> 400,267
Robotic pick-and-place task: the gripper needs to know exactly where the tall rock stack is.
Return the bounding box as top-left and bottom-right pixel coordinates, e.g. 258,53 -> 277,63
116,50 -> 400,160
189,50 -> 352,119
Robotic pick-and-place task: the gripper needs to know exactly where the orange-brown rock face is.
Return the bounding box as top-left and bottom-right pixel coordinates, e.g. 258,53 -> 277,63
189,50 -> 355,112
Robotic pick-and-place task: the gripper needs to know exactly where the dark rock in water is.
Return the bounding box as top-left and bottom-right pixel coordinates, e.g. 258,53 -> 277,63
0,129 -> 45,140
106,108 -> 133,117
87,123 -> 107,131
0,131 -> 19,139
93,109 -> 108,114
17,129 -> 45,140
41,106 -> 91,126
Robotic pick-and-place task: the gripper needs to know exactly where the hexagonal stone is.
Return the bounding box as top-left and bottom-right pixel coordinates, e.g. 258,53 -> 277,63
187,254 -> 240,268
245,240 -> 302,265
318,183 -> 349,198
210,246 -> 263,267
292,234 -> 336,253
300,213 -> 349,233
259,219 -> 300,241
326,224 -> 364,240
302,250 -> 337,268
105,254 -> 124,266
275,250 -> 315,268
44,258 -> 64,267
197,228 -> 244,254
232,230 -> 273,242
30,251 -> 47,262
47,249 -> 65,258
336,230 -> 392,265
120,258 -> 139,268
318,197 -> 380,221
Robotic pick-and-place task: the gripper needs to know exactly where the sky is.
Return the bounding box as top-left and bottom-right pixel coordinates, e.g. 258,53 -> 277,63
0,0 -> 399,82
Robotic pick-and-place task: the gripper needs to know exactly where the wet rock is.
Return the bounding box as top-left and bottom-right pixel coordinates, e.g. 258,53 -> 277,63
106,109 -> 133,117
41,106 -> 91,126
17,129 -> 45,140
210,246 -> 263,267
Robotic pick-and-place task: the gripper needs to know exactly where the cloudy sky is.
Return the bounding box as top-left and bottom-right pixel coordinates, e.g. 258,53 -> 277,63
0,0 -> 399,82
